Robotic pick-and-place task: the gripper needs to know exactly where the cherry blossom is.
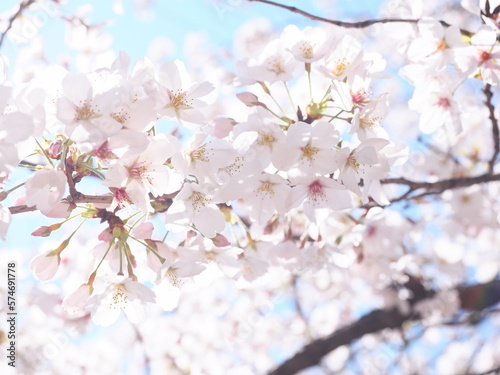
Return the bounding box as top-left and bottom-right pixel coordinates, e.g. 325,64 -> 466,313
337,138 -> 391,199
2,2 -> 500,374
157,60 -> 215,126
154,257 -> 206,311
171,132 -> 237,183
272,121 -> 340,175
455,26 -> 500,85
407,18 -> 462,70
30,250 -> 61,281
317,34 -> 362,80
281,25 -> 327,63
237,38 -> 299,84
61,283 -> 92,314
104,134 -> 182,212
24,168 -> 68,217
165,182 -> 226,238
89,278 -> 156,326
288,176 -> 353,221
0,85 -> 34,173
56,73 -> 121,145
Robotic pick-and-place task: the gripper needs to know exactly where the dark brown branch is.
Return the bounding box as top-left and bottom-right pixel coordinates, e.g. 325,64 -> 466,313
0,0 -> 37,49
268,307 -> 408,375
381,173 -> 500,202
470,365 -> 500,375
247,0 -> 473,36
417,136 -> 461,166
484,84 -> 499,174
268,279 -> 500,375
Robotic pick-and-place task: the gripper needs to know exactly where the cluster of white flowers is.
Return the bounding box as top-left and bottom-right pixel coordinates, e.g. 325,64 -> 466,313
0,0 -> 499,332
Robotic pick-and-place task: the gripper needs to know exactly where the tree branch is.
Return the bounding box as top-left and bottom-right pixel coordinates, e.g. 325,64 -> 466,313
470,365 -> 500,375
0,0 -> 37,49
8,194 -> 113,215
380,173 -> 500,204
246,0 -> 473,36
484,84 -> 499,174
268,307 -> 408,375
267,279 -> 500,375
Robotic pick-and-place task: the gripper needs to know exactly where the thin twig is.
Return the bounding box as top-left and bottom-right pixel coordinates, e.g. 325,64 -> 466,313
357,173 -> 500,208
247,0 -> 473,36
291,276 -> 311,340
0,0 -> 37,49
484,84 -> 499,174
8,194 -> 113,215
132,325 -> 151,375
467,365 -> 500,375
382,173 -> 500,195
417,136 -> 462,166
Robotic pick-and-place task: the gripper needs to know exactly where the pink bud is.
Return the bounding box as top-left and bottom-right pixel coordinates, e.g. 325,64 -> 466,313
98,228 -> 113,242
31,223 -> 62,237
48,139 -> 63,158
211,233 -> 231,247
236,92 -> 260,107
31,226 -> 52,237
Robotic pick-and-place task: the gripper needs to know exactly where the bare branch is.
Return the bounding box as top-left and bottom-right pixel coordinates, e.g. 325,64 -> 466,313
246,0 -> 473,36
267,279 -> 500,375
0,0 -> 37,49
268,307 -> 408,375
380,173 -> 500,204
8,194 -> 113,215
469,365 -> 500,375
484,84 -> 499,174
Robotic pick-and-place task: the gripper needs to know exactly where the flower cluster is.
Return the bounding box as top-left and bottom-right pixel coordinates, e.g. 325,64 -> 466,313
2,1 -> 500,328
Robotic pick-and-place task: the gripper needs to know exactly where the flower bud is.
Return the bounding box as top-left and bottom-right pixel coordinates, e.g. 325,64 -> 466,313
236,92 -> 260,107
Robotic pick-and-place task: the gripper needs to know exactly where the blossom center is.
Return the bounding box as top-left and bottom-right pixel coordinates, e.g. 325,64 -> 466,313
110,110 -> 129,124
331,58 -> 349,76
436,40 -> 447,50
436,97 -> 451,109
348,155 -> 360,171
298,41 -> 315,59
255,180 -> 274,199
360,115 -> 381,128
480,50 -> 493,63
166,268 -> 183,287
169,89 -> 191,109
352,90 -> 369,106
75,100 -> 99,121
190,147 -> 209,162
300,143 -> 319,164
266,55 -> 285,74
225,156 -> 245,175
308,180 -> 325,203
191,191 -> 209,211
94,141 -> 117,160
127,161 -> 148,180
257,132 -> 275,146
113,188 -> 131,206
110,285 -> 128,309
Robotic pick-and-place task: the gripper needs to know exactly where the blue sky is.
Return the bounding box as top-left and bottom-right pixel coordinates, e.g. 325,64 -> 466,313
2,0 -> 385,65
